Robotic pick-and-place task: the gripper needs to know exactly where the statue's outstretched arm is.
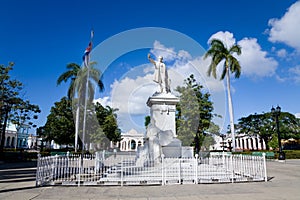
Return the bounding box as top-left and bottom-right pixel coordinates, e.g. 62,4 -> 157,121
148,53 -> 156,65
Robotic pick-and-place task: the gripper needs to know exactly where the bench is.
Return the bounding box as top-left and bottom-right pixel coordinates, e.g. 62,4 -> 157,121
265,152 -> 275,159
252,152 -> 275,159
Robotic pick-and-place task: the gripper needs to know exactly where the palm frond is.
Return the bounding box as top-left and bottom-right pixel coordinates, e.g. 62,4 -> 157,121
229,56 -> 241,78
229,44 -> 242,55
220,62 -> 227,80
58,61 -> 104,100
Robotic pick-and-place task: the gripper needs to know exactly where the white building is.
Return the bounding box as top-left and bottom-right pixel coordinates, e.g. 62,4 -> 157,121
3,123 -> 17,148
235,133 -> 266,151
120,129 -> 145,151
211,133 -> 266,151
1,123 -> 33,149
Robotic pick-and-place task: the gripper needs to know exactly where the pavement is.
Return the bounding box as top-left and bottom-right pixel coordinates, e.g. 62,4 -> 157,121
0,159 -> 299,200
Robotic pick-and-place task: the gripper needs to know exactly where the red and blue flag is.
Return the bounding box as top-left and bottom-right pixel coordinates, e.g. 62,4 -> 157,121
83,41 -> 92,67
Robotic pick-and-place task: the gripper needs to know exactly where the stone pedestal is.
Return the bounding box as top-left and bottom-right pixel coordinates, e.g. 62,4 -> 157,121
147,93 -> 179,137
146,93 -> 182,159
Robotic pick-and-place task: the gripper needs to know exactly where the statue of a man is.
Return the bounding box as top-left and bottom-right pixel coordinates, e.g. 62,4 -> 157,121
148,54 -> 170,93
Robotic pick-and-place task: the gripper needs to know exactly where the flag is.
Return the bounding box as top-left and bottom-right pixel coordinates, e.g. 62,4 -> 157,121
82,30 -> 94,67
83,41 -> 92,67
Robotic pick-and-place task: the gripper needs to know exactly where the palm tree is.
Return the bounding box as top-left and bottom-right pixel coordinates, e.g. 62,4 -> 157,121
57,62 -> 104,151
204,39 -> 241,151
57,62 -> 104,100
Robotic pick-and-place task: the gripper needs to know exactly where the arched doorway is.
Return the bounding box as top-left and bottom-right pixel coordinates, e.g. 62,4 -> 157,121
6,137 -> 11,147
130,140 -> 136,150
11,137 -> 15,147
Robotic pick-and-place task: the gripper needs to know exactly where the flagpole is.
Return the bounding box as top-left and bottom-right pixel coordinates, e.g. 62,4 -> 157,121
75,105 -> 79,152
75,32 -> 94,153
82,31 -> 93,152
80,30 -> 94,186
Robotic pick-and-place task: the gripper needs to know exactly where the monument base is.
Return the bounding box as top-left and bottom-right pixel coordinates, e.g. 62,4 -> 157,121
161,138 -> 182,158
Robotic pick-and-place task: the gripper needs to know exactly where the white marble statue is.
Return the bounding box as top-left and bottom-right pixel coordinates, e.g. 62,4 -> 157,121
148,54 -> 171,94
146,118 -> 161,161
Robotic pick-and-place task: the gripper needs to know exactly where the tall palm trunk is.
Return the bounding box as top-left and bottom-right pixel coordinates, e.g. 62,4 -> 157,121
226,65 -> 236,151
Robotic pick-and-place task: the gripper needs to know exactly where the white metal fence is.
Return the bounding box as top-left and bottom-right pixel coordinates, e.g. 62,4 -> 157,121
36,152 -> 267,186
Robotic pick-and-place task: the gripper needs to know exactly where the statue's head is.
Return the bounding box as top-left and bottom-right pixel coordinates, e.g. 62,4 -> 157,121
158,56 -> 163,62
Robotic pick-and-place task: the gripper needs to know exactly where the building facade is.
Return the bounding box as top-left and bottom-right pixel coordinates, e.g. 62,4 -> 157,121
211,133 -> 266,151
120,129 -> 145,151
1,123 -> 31,149
3,124 -> 17,148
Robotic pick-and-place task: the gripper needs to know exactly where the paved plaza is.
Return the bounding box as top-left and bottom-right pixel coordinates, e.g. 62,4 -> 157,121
0,159 -> 299,200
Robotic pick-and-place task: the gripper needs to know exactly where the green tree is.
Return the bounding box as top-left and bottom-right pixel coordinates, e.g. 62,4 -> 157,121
236,113 -> 273,150
94,103 -> 121,144
278,112 -> 300,140
43,97 -> 75,146
175,74 -> 217,153
236,111 -> 300,150
10,100 -> 40,148
144,116 -> 151,128
204,38 -> 242,151
0,62 -> 40,153
1,63 -> 21,152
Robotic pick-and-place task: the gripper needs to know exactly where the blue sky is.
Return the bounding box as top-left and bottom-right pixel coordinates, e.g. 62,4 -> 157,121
1,0 -> 300,134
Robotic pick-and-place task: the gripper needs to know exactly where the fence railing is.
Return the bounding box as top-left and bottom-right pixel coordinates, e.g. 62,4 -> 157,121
36,152 -> 267,186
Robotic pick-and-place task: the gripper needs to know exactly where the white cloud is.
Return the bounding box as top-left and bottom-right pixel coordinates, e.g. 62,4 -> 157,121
110,74 -> 155,115
238,38 -> 278,77
178,50 -> 192,60
295,113 -> 300,119
288,65 -> 300,83
268,1 -> 300,51
208,31 -> 236,48
276,49 -> 287,58
93,96 -> 112,107
150,40 -> 177,61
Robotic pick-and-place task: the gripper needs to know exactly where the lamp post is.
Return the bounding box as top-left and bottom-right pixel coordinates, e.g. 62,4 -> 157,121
271,105 -> 285,160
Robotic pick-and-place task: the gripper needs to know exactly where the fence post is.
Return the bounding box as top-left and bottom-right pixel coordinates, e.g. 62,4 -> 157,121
231,154 -> 234,183
262,153 -> 267,182
95,151 -> 99,175
195,154 -> 198,184
161,154 -> 165,185
51,155 -> 57,184
121,157 -> 123,187
178,158 -> 181,184
35,153 -> 41,187
78,154 -> 81,187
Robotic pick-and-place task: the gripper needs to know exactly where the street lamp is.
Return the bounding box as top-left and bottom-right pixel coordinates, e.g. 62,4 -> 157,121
271,105 -> 285,160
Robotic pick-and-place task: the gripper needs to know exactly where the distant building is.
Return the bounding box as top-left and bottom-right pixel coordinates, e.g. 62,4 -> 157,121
16,124 -> 30,148
27,134 -> 38,149
211,133 -> 266,151
235,133 -> 266,151
120,129 -> 145,151
3,123 -> 17,148
1,123 -> 32,149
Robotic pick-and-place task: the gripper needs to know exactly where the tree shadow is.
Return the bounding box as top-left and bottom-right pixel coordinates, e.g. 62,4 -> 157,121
0,161 -> 37,193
